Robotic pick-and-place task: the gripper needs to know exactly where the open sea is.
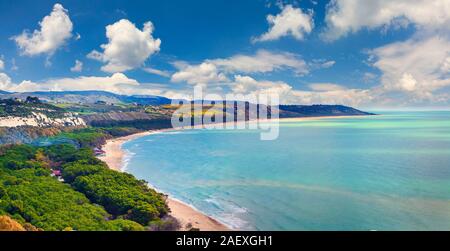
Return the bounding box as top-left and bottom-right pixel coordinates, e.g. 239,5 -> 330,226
122,111 -> 450,230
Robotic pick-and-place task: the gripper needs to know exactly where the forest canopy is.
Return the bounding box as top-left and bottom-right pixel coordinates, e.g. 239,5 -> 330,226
0,143 -> 171,231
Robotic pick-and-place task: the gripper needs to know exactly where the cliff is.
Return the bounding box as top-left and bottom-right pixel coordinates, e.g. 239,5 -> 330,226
0,112 -> 86,128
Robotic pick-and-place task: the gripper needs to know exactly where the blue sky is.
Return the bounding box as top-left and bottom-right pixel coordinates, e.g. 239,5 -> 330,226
0,0 -> 449,108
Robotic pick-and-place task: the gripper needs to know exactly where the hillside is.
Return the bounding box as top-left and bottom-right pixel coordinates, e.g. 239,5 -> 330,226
0,91 -> 374,145
278,105 -> 374,117
0,98 -> 85,128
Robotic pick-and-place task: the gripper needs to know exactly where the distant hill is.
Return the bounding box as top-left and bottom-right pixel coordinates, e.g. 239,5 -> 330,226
0,90 -> 374,117
278,105 -> 374,117
0,90 -> 172,105
0,90 -> 374,119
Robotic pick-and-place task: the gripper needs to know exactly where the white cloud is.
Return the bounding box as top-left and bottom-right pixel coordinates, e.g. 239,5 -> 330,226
370,35 -> 450,99
0,59 -> 4,71
0,73 -> 12,90
11,59 -> 18,71
143,67 -> 170,77
232,75 -> 292,96
12,4 -> 73,56
363,72 -> 377,83
309,59 -> 336,70
319,60 -> 335,68
253,5 -> 314,42
171,62 -> 228,85
70,60 -> 83,72
290,88 -> 373,107
397,73 -> 417,92
319,0 -> 450,106
229,75 -> 372,106
309,83 -> 346,92
88,19 -> 161,73
441,57 -> 450,73
170,50 -> 309,86
323,0 -> 450,40
3,72 -> 169,96
210,50 -> 309,75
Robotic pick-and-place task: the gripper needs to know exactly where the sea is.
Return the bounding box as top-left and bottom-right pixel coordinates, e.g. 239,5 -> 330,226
122,111 -> 450,230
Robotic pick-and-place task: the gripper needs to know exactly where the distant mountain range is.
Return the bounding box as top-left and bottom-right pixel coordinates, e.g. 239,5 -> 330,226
0,90 -> 374,117
0,90 -> 172,105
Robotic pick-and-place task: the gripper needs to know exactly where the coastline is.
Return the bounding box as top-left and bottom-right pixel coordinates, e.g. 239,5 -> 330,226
99,129 -> 230,231
98,115 -> 371,231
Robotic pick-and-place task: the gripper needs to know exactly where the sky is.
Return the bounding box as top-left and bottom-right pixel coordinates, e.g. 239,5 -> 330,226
0,0 -> 449,109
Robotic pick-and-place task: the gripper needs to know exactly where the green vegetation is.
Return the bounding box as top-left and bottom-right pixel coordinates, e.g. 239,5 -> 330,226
0,98 -> 67,118
0,143 -> 171,231
68,165 -> 168,225
55,102 -> 140,115
49,127 -> 143,148
56,128 -> 111,148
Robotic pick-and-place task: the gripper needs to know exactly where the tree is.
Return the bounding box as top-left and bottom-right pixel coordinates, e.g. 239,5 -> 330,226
25,96 -> 41,104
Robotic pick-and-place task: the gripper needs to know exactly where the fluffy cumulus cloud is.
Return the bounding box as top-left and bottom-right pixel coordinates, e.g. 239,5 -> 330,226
171,50 -> 310,86
228,76 -> 372,106
318,0 -> 450,107
369,35 -> 450,101
88,19 -> 161,73
12,4 -> 73,56
232,75 -> 292,96
254,4 -> 313,42
70,60 -> 83,72
171,62 -> 228,85
323,0 -> 450,41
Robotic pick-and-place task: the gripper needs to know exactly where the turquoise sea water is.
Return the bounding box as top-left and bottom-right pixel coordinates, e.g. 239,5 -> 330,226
122,112 -> 450,230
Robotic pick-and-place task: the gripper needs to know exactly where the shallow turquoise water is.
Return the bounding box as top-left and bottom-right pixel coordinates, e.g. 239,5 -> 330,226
123,112 -> 450,230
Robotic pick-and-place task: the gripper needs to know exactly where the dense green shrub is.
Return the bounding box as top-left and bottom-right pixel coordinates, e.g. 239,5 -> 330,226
0,143 -> 169,230
61,161 -> 105,183
0,168 -> 117,230
57,129 -> 110,148
71,169 -> 169,225
106,219 -> 145,231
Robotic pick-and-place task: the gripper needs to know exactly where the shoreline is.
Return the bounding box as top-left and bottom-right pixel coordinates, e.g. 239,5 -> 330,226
98,115 -> 371,231
99,129 -> 230,231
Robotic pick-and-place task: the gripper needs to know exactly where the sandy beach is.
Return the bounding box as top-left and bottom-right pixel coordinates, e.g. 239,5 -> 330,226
98,115 -> 369,231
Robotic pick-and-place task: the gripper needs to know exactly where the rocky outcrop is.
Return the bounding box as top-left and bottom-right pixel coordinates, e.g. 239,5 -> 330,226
0,216 -> 26,231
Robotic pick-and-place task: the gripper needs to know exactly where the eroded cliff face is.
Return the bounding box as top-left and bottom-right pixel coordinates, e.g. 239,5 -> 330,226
0,126 -> 67,145
81,111 -> 169,124
0,112 -> 86,144
81,111 -> 172,130
0,112 -> 86,127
